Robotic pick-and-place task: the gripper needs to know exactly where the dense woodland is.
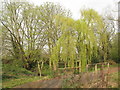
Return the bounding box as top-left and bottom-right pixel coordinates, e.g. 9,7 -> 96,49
1,2 -> 119,77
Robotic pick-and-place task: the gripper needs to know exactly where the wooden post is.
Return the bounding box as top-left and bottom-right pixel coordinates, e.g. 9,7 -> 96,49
37,61 -> 41,77
95,64 -> 98,86
106,63 -> 110,87
107,63 -> 109,69
101,63 -> 104,87
95,64 -> 97,72
86,64 -> 88,72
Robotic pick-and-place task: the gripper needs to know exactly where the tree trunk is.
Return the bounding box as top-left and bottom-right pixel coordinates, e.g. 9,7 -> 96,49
37,61 -> 41,77
53,61 -> 57,71
65,63 -> 67,69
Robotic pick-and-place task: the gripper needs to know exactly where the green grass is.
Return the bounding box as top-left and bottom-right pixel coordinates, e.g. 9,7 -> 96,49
2,64 -> 51,88
108,71 -> 119,88
109,64 -> 119,68
2,75 -> 51,88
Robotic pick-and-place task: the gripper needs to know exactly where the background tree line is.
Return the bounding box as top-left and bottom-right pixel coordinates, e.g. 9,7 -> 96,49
1,1 -> 119,76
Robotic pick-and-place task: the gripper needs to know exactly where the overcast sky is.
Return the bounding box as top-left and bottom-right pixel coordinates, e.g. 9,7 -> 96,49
0,0 -> 119,19
28,0 -> 119,20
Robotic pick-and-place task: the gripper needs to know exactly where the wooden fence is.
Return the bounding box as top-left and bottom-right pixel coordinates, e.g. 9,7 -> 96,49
55,62 -> 110,88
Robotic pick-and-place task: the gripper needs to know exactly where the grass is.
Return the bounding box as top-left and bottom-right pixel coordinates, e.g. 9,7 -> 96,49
2,76 -> 41,88
2,64 -> 65,88
2,64 -> 51,88
2,63 -> 119,88
2,76 -> 52,88
108,71 -> 119,88
109,64 -> 119,68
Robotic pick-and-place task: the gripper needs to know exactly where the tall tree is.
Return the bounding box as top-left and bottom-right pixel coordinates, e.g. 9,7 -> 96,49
80,9 -> 109,63
38,2 -> 70,69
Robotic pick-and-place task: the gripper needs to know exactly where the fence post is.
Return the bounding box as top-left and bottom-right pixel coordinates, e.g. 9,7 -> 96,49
94,64 -> 98,87
107,63 -> 109,69
86,64 -> 88,72
106,63 -> 110,87
95,64 -> 97,72
101,63 -> 105,87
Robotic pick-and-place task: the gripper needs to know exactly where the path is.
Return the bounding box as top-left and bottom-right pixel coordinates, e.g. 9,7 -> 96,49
14,67 -> 119,88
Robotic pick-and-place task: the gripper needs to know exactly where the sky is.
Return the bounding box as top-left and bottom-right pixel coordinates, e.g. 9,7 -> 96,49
0,0 -> 119,19
27,0 -> 119,20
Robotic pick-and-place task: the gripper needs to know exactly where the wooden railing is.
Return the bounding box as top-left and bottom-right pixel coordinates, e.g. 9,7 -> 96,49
55,62 -> 110,88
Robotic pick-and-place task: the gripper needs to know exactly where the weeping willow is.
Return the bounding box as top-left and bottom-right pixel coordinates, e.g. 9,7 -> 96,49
60,29 -> 76,68
78,9 -> 108,71
75,19 -> 98,72
50,16 -> 76,69
50,43 -> 60,70
50,9 -> 108,72
81,9 -> 109,62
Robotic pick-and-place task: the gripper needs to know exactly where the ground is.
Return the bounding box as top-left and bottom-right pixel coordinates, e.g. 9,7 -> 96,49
13,67 -> 119,88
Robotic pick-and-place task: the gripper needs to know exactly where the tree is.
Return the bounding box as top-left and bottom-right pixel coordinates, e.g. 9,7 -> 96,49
38,2 -> 70,70
59,16 -> 76,68
80,9 -> 110,63
1,2 -> 47,70
75,19 -> 97,72
110,33 -> 119,62
1,2 -> 28,67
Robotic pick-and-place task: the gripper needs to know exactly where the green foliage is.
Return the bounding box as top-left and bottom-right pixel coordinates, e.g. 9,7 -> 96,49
1,1 -> 118,82
60,17 -> 76,68
108,72 -> 119,88
75,18 -> 98,72
110,33 -> 119,63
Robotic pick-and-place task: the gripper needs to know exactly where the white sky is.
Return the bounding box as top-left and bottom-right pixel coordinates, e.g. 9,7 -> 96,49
0,0 -> 119,19
28,0 -> 119,20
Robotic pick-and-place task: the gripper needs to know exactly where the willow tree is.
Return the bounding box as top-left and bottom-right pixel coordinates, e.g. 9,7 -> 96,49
75,19 -> 97,72
57,16 -> 76,68
50,41 -> 61,70
80,9 -> 109,63
50,15 -> 76,70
